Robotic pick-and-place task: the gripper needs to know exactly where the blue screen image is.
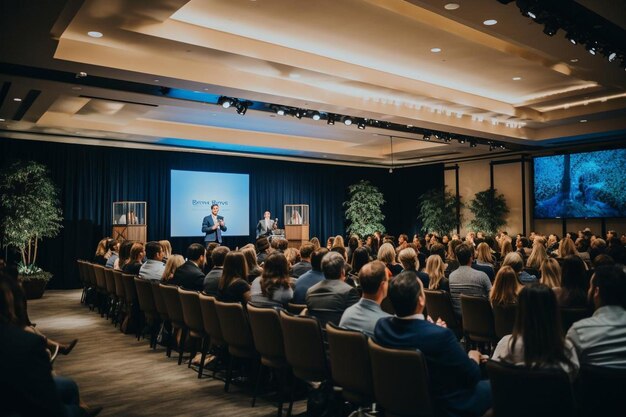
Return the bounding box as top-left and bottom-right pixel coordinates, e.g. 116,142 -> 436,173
534,149 -> 626,219
170,170 -> 250,237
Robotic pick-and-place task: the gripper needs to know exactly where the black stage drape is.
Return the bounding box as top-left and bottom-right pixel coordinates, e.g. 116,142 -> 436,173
0,138 -> 443,288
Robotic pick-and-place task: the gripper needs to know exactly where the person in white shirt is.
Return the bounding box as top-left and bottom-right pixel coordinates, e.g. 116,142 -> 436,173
138,241 -> 165,281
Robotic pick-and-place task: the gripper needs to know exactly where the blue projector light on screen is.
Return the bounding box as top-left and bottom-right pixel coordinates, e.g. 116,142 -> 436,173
533,149 -> 626,219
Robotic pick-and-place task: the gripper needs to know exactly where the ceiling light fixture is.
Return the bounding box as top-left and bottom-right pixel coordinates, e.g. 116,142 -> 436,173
87,31 -> 103,38
512,76 -> 522,81
423,133 -> 431,141
543,19 -> 559,36
608,52 -> 617,62
357,119 -> 366,130
277,108 -> 285,116
483,19 -> 498,26
235,101 -> 249,115
444,3 -> 460,10
343,117 -> 353,126
586,43 -> 597,55
327,114 -> 335,125
13,98 -> 21,102
218,96 -> 233,108
579,119 -> 588,123
430,47 -> 442,53
312,111 -> 321,121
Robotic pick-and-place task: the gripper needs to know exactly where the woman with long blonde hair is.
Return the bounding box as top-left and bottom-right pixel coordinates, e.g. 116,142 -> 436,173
162,255 -> 185,281
500,239 -> 513,259
425,254 -> 448,291
475,242 -> 495,267
158,240 -> 172,260
558,237 -> 579,258
540,258 -> 561,289
378,243 -> 402,276
490,266 -> 522,306
332,235 -> 345,248
526,241 -> 548,270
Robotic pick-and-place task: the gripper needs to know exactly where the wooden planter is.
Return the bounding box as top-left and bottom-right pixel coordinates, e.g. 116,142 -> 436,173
19,276 -> 50,300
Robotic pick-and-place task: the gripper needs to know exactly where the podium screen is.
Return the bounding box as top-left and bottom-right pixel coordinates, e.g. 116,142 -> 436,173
170,170 -> 250,237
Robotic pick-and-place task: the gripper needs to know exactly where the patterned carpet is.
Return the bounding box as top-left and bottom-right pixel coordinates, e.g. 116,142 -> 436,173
28,290 -> 306,417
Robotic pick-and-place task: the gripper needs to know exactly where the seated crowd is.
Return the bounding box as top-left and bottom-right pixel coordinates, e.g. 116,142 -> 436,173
3,227 -> 625,416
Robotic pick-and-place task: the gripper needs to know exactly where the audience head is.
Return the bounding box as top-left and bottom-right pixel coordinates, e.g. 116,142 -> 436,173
358,260 -> 387,299
351,246 -> 370,274
186,243 -> 206,266
558,237 -> 578,258
95,238 -> 108,256
326,236 -> 335,249
145,241 -> 163,261
589,265 -> 626,310
388,270 -> 424,317
592,254 -> 614,269
260,252 -> 292,298
310,237 -> 321,251
162,255 -> 185,281
500,239 -> 513,258
333,235 -> 345,248
321,251 -> 345,280
377,243 -> 397,264
219,251 -> 248,290
118,241 -> 134,267
310,248 -> 329,272
502,251 -> 524,273
475,242 -> 494,264
425,254 -> 445,290
211,246 -> 230,268
429,243 -> 446,263
398,247 -> 419,271
560,255 -> 589,305
130,242 -> 145,263
299,243 -> 315,260
490,266 -> 521,305
158,240 -> 172,258
511,283 -> 570,368
447,239 -> 463,261
277,238 -> 289,252
539,258 -> 561,289
255,237 -> 270,253
455,243 -> 474,266
284,247 -> 301,266
331,246 -> 348,261
241,246 -> 259,273
107,239 -> 119,253
526,242 -> 548,270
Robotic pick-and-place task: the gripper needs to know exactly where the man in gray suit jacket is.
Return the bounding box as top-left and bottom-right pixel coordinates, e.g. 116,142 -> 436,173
305,251 -> 360,326
256,211 -> 276,238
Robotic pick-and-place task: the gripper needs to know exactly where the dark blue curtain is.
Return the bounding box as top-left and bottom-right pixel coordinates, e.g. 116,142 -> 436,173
0,138 -> 443,288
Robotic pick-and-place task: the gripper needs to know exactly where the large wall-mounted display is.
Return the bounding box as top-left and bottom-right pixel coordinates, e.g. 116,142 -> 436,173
533,149 -> 626,219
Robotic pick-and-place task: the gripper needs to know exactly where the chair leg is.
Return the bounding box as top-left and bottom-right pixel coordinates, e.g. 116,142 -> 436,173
252,364 -> 264,407
225,355 -> 233,392
178,328 -> 187,366
198,337 -> 208,379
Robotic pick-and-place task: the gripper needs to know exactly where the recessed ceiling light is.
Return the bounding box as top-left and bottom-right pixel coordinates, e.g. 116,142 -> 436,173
444,3 -> 460,10
430,47 -> 442,53
579,119 -> 588,123
13,98 -> 21,102
154,79 -> 160,82
289,73 -> 301,79
570,58 -> 579,63
483,19 -> 498,26
512,77 -> 522,81
87,31 -> 103,38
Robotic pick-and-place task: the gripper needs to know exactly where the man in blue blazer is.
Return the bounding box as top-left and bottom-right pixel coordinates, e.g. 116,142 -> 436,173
374,271 -> 492,417
202,204 -> 227,245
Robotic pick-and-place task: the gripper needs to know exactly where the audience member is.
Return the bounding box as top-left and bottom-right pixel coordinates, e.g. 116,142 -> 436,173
309,237 -> 321,251
539,258 -> 561,289
241,246 -> 263,282
526,239 -> 548,271
170,243 -> 206,291
104,240 -> 119,269
558,237 -> 579,259
339,261 -> 390,337
255,237 -> 271,265
305,251 -> 359,326
347,235 -> 360,263
250,252 -> 293,308
554,255 -> 589,308
492,283 -> 579,380
122,243 -> 145,275
161,255 -> 185,282
499,239 -> 513,260
378,243 -> 402,276
445,239 -> 462,276
475,242 -> 495,268
449,243 -> 492,316
138,241 -> 165,281
159,240 -> 172,261
217,251 -> 250,304
567,265 -> 626,368
490,266 -> 521,306
292,248 -> 328,304
291,243 -> 314,278
502,252 -> 537,285
349,246 -> 370,280
114,241 -> 133,271
606,236 -> 626,264
93,238 -> 109,266
374,271 -> 491,417
203,246 -> 230,296
426,254 -> 449,291
284,247 -> 301,268
398,247 -> 430,289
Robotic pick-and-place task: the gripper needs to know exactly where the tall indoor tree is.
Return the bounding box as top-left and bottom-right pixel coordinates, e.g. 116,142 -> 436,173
343,180 -> 386,237
467,188 -> 509,235
0,160 -> 63,272
418,187 -> 462,236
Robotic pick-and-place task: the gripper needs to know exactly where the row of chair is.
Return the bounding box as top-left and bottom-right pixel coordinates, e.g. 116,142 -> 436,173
76,260 -> 621,417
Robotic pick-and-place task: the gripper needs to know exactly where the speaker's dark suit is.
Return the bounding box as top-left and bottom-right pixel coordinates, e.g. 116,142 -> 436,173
202,215 -> 227,244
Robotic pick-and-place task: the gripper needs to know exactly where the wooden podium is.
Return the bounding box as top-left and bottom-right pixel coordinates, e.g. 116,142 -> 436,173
285,225 -> 309,248
112,224 -> 147,242
284,204 -> 309,248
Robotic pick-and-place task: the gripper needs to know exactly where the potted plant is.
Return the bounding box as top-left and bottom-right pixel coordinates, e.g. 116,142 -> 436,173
344,180 -> 386,237
418,187 -> 463,236
467,188 -> 509,236
0,160 -> 63,299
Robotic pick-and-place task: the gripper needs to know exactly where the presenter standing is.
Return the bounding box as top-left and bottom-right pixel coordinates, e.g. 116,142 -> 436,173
256,211 -> 277,238
202,204 -> 227,246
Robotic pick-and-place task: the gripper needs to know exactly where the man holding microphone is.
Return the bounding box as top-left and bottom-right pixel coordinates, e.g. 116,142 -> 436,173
256,210 -> 277,238
202,204 -> 227,246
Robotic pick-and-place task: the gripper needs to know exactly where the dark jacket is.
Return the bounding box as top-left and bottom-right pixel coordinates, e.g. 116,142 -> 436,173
171,260 -> 205,291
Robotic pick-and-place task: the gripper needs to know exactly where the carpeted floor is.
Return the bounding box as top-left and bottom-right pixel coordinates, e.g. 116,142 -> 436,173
28,290 -> 306,416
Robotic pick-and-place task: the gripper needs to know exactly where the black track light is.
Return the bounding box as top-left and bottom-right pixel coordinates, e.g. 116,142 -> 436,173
218,96 -> 233,108
235,101 -> 249,115
294,109 -> 303,119
343,116 -> 353,126
312,111 -> 321,121
357,119 -> 366,130
543,19 -> 559,36
327,114 -> 335,125
423,133 -> 431,141
469,140 -> 477,148
586,42 -> 597,55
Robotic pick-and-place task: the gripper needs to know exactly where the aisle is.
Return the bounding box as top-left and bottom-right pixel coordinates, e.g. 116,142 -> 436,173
28,290 -> 294,417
